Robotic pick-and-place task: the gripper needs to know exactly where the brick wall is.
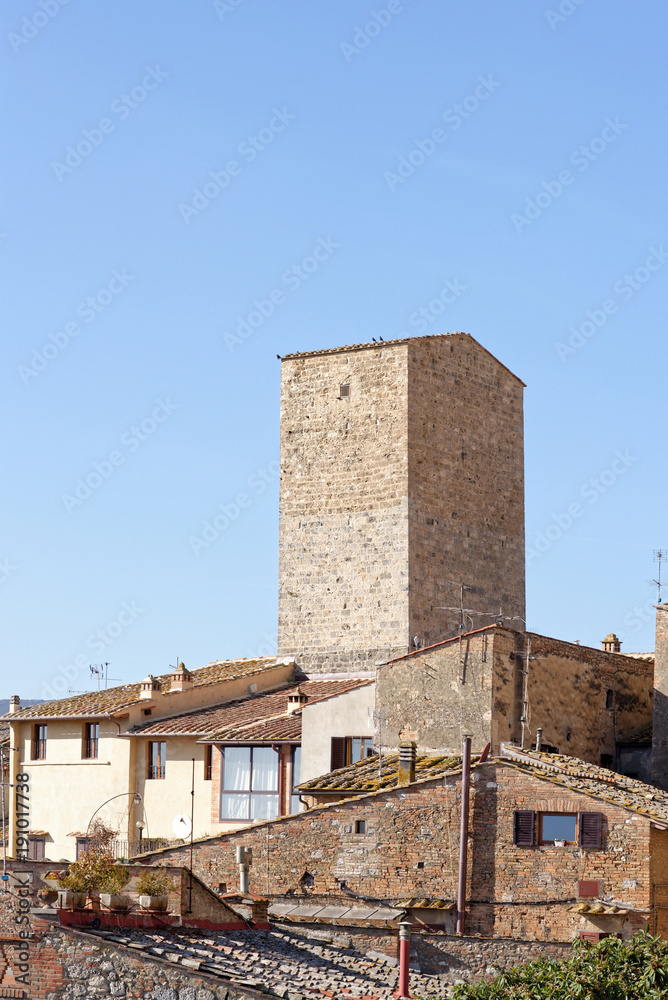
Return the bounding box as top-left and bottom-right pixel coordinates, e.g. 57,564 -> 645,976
142,761 -> 651,943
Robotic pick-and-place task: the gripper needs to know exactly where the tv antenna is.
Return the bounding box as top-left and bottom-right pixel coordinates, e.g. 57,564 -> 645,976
89,663 -> 118,690
652,550 -> 667,603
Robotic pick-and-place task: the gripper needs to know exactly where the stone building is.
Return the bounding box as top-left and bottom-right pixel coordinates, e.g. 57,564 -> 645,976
277,333 -> 526,674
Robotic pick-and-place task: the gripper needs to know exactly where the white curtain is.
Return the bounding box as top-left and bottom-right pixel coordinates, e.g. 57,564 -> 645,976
223,747 -> 251,790
251,794 -> 279,820
251,747 -> 279,791
221,793 -> 250,820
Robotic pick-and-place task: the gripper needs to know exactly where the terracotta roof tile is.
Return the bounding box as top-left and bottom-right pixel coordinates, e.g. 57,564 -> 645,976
1,657 -> 283,720
500,746 -> 668,824
297,751 -> 463,794
127,679 -> 372,741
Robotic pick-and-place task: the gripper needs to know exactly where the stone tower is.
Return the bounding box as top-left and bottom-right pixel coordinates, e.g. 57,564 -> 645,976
652,603 -> 668,789
277,333 -> 525,674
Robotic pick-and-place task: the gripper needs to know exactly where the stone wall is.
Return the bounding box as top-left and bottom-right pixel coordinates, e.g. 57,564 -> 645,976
141,761 -> 654,943
277,334 -> 525,673
652,604 -> 668,789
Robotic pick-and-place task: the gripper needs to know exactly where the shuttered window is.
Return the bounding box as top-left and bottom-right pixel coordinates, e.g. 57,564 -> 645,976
513,810 -> 535,846
331,737 -> 346,771
579,812 -> 602,848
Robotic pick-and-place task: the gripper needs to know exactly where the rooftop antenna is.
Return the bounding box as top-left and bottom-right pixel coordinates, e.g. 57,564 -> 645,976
652,550 -> 666,603
89,663 -> 114,690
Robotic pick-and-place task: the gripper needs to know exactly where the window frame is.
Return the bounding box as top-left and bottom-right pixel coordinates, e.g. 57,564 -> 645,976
147,741 -> 166,780
538,812 -> 578,846
219,745 -> 280,822
32,724 -> 47,760
27,837 -> 45,861
330,736 -> 375,771
82,722 -> 99,760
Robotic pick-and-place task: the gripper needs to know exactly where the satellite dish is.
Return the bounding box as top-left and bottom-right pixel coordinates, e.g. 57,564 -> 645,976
172,814 -> 192,838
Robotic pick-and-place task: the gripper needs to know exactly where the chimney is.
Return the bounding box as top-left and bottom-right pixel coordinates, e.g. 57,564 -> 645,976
397,741 -> 416,786
9,696 -> 20,714
601,633 -> 621,653
652,603 -> 668,790
287,687 -> 308,714
139,675 -> 161,700
170,662 -> 193,693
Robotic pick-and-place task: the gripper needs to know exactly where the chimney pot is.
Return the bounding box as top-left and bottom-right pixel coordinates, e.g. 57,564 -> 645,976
601,633 -> 621,653
140,675 -> 161,700
9,695 -> 20,714
397,740 -> 417,786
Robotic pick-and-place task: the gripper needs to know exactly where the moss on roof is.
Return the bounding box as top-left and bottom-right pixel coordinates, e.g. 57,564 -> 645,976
297,751 -> 464,794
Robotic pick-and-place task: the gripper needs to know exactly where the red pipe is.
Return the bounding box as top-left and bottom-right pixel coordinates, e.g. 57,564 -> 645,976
456,736 -> 472,935
395,921 -> 411,998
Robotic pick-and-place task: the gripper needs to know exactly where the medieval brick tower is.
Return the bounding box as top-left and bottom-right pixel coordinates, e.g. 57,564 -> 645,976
277,333 -> 525,674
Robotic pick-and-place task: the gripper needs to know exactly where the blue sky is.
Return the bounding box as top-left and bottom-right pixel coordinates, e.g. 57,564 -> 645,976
3,1 -> 666,698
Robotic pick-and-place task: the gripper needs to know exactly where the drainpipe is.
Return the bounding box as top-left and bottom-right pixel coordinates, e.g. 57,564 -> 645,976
456,735 -> 472,936
396,920 -> 411,998
236,845 -> 252,894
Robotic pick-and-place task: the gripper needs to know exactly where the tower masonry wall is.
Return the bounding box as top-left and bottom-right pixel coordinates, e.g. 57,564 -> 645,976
277,334 -> 526,673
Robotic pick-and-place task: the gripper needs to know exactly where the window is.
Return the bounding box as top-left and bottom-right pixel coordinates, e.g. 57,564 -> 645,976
513,810 -> 535,846
330,737 -> 375,771
600,753 -> 614,769
32,724 -> 47,760
579,812 -> 603,848
539,814 -> 577,845
339,383 -> 350,398
148,741 -> 166,779
76,837 -> 91,859
220,746 -> 279,821
204,744 -> 213,781
83,722 -> 99,759
290,746 -> 302,814
606,689 -> 614,710
27,837 -> 45,861
355,820 -> 366,834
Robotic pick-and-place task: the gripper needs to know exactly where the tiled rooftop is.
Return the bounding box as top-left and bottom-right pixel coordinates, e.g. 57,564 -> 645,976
88,924 -> 448,997
128,679 -> 373,741
297,751 -> 463,794
500,745 -> 668,824
281,332 -> 525,385
1,657 -> 284,720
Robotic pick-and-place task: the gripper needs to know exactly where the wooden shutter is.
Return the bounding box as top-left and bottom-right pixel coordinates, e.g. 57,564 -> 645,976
331,737 -> 346,771
579,812 -> 602,848
513,810 -> 535,846
28,838 -> 45,861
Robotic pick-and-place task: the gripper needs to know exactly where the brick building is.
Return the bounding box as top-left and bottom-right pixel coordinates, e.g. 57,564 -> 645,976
141,746 -> 668,946
277,333 -> 526,674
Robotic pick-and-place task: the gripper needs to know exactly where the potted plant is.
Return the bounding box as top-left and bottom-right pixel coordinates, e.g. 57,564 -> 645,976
57,848 -> 128,910
99,862 -> 131,911
135,868 -> 174,912
56,869 -> 88,909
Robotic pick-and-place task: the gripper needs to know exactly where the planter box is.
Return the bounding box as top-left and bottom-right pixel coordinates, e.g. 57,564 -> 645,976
58,890 -> 87,909
139,894 -> 168,912
100,893 -> 131,911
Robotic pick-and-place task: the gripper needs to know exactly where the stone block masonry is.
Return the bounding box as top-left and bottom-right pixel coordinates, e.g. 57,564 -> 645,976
277,334 -> 525,674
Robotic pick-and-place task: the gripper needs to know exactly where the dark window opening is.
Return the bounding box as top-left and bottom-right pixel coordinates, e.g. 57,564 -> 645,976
600,753 -> 614,769
417,861 -> 424,869
339,383 -> 350,398
330,737 -> 375,771
32,724 -> 47,760
143,708 -> 152,716
355,820 -> 366,834
204,744 -> 213,781
148,741 -> 166,779
606,689 -> 614,710
83,722 -> 99,759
